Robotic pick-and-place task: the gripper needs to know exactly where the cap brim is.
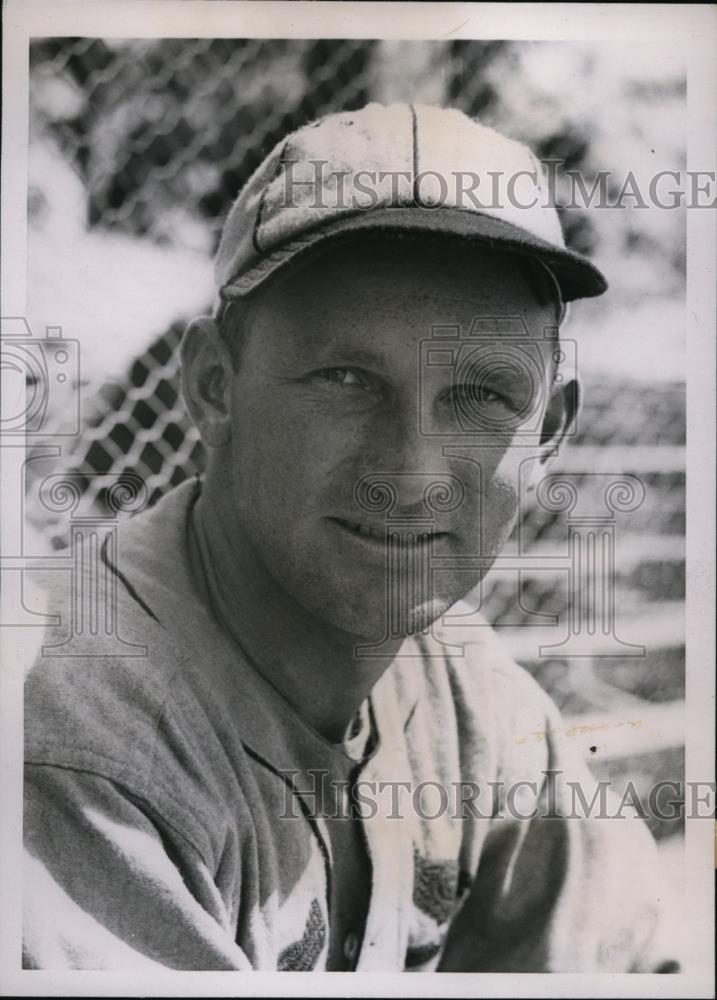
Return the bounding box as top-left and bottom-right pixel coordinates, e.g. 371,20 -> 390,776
220,206 -> 607,304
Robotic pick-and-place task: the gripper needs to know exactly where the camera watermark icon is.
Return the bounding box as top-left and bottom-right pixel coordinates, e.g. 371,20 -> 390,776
419,317 -> 575,443
1,314 -> 149,653
1,317 -> 82,628
1,317 -> 80,436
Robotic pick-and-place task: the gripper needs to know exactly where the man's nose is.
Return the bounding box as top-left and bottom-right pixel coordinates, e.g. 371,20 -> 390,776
356,410 -> 464,518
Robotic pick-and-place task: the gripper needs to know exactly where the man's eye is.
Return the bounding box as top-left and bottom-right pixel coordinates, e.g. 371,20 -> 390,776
453,384 -> 509,407
316,368 -> 370,389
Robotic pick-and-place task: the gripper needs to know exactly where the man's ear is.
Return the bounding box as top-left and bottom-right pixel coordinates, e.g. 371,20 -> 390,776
180,316 -> 234,448
538,376 -> 580,463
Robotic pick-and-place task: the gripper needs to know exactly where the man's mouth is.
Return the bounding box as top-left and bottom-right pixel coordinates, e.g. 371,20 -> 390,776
333,517 -> 386,541
329,517 -> 449,547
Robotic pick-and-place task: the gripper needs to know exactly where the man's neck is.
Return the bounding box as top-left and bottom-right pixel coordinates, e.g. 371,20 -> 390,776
188,487 -> 400,745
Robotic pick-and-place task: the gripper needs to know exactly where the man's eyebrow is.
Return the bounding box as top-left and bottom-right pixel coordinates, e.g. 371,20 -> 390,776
293,344 -> 393,370
452,362 -> 536,390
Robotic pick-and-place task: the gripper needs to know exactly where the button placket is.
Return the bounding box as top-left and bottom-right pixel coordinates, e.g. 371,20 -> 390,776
354,750 -> 416,969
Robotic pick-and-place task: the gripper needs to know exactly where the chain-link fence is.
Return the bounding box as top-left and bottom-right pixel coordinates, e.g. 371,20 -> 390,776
24,38 -> 686,840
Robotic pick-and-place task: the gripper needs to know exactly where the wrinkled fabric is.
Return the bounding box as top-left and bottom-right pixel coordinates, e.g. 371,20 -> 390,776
24,480 -> 676,972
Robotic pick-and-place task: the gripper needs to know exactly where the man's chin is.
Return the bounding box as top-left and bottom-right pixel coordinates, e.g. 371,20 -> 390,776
310,591 -> 456,647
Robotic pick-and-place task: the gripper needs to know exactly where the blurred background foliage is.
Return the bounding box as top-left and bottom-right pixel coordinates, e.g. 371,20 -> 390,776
25,39 -> 686,912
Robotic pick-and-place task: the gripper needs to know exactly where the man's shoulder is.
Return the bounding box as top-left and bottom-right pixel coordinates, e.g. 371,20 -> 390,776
24,563 -> 183,776
23,557 -> 243,856
24,482 -> 213,787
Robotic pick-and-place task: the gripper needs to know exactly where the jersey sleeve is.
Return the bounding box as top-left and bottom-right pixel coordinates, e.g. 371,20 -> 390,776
23,763 -> 252,970
439,650 -> 682,973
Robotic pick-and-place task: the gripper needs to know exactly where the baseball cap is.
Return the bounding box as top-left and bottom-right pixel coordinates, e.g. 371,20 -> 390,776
215,103 -> 607,307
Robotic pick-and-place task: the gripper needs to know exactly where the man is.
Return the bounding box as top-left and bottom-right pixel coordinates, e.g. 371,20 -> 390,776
24,104 -> 675,972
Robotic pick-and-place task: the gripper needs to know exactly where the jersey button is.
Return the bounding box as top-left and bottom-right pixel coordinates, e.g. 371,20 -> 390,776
343,931 -> 360,966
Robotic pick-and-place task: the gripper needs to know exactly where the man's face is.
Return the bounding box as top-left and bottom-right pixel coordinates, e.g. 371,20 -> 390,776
215,239 -> 566,641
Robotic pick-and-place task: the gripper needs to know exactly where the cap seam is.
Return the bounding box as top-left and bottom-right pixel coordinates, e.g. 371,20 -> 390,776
252,137 -> 290,255
410,104 -> 419,205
